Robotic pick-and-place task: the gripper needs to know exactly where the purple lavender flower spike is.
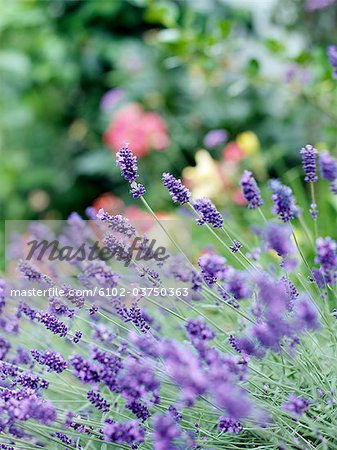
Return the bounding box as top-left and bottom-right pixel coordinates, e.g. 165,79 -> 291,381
103,420 -> 146,446
18,261 -> 42,281
152,414 -> 181,450
116,143 -> 139,182
0,337 -> 10,360
315,237 -> 337,284
295,298 -> 319,330
281,276 -> 299,311
87,390 -> 110,412
300,144 -> 318,183
160,340 -> 208,406
168,405 -> 182,422
270,179 -> 299,222
55,432 -> 74,447
226,270 -> 251,300
319,150 -> 337,182
130,182 -> 146,198
218,416 -> 243,434
198,253 -> 227,285
230,240 -> 242,253
96,209 -> 136,236
72,330 -> 82,344
263,222 -> 294,258
327,45 -> 337,79
31,349 -> 68,373
193,198 -> 223,228
162,172 -> 191,204
185,318 -> 215,341
240,170 -> 263,209
282,394 -> 310,418
319,150 -> 337,194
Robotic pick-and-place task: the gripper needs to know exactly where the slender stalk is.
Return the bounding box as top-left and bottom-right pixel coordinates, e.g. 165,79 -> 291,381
310,181 -> 318,241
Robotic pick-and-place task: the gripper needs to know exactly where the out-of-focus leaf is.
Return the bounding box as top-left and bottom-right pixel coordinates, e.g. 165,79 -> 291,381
218,19 -> 232,38
264,38 -> 286,54
245,58 -> 260,77
144,0 -> 179,27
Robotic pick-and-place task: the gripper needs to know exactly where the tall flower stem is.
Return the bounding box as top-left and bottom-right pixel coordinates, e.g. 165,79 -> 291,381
257,207 -> 268,225
290,225 -> 311,274
140,195 -> 254,323
187,202 -> 257,272
310,181 -> 318,241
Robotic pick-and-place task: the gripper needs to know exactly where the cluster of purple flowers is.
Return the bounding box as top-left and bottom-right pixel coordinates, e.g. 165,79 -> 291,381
198,253 -> 228,285
300,144 -> 318,183
1,142 -> 336,449
31,349 -> 68,373
314,237 -> 337,285
162,172 -> 191,204
240,170 -> 263,209
193,198 -> 224,228
116,143 -> 146,198
319,150 -> 337,194
19,304 -> 68,337
270,180 -> 298,222
103,419 -> 146,446
96,208 -> 136,237
218,416 -> 243,434
282,394 -> 310,418
87,390 -> 110,412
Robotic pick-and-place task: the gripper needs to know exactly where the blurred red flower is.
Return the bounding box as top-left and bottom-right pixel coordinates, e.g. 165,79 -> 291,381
92,193 -> 124,215
104,103 -> 169,156
222,142 -> 245,162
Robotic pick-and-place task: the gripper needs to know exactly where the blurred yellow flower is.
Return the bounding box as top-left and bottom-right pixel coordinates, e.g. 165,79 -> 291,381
182,150 -> 223,198
236,131 -> 260,156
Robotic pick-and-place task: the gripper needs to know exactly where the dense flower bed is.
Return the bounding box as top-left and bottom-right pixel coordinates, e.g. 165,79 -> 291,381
1,143 -> 337,449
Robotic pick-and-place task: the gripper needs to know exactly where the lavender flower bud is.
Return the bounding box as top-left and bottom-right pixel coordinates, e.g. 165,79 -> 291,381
218,417 -> 243,434
270,179 -> 298,222
152,414 -> 181,449
230,240 -> 242,253
130,182 -> 146,198
116,144 -> 139,182
185,318 -> 215,341
315,237 -> 337,284
31,350 -> 68,373
300,144 -> 318,183
319,150 -> 337,193
87,390 -> 110,412
240,170 -> 263,209
103,420 -> 145,446
198,253 -> 227,285
162,172 -> 191,205
282,394 -> 310,418
193,198 -> 223,228
263,222 -> 294,257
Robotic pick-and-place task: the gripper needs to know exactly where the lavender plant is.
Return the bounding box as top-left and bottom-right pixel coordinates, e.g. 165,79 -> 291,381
1,143 -> 337,450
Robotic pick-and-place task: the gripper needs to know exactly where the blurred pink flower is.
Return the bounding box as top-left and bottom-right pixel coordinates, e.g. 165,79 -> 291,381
222,142 -> 245,162
104,103 -> 170,156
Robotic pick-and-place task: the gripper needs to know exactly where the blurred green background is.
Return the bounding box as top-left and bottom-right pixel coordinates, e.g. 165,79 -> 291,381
1,0 -> 337,221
